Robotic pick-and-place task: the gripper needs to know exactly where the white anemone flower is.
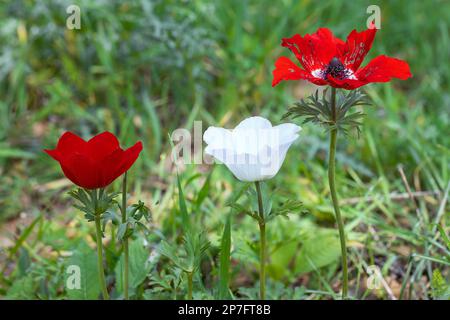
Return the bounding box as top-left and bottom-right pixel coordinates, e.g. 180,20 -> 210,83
203,116 -> 301,182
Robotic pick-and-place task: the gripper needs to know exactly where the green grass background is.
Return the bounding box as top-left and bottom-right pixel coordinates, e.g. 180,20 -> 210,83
0,0 -> 448,299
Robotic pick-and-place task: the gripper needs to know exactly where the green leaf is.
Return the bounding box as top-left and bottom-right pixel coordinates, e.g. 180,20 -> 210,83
337,89 -> 369,116
431,269 -> 450,299
183,230 -> 210,273
177,171 -> 190,231
282,89 -> 332,126
225,182 -> 251,206
268,199 -> 303,222
436,224 -> 450,251
115,239 -> 152,296
69,189 -> 119,220
142,91 -> 162,157
248,182 -> 272,219
117,222 -> 128,241
9,214 -> 42,257
0,148 -> 35,159
282,89 -> 370,135
268,225 -> 341,279
169,133 -> 190,231
295,229 -> 341,274
5,275 -> 35,299
228,202 -> 251,216
130,200 -> 151,223
218,213 -> 231,299
66,241 -> 100,300
268,239 -> 299,280
260,182 -> 273,218
159,240 -> 183,269
195,173 -> 211,209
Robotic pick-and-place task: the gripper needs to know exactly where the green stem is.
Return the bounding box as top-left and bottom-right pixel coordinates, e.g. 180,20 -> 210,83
328,87 -> 348,299
255,181 -> 266,300
187,272 -> 193,300
94,215 -> 109,300
122,172 -> 129,300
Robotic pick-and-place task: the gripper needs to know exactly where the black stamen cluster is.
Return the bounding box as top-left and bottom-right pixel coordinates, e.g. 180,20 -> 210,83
324,57 -> 348,80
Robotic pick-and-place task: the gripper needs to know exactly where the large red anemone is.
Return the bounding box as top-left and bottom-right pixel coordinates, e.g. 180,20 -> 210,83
45,131 -> 143,189
272,27 -> 412,89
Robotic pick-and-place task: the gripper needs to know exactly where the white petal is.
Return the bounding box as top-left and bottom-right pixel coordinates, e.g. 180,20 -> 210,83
225,152 -> 275,182
254,145 -> 286,180
269,140 -> 296,174
231,129 -> 261,155
204,147 -> 236,165
232,117 -> 274,155
203,126 -> 230,145
234,116 -> 272,130
272,123 -> 301,146
203,126 -> 234,151
203,117 -> 301,182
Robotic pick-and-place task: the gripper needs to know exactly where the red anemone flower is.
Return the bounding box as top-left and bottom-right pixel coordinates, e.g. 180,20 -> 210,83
272,27 -> 411,89
45,131 -> 143,189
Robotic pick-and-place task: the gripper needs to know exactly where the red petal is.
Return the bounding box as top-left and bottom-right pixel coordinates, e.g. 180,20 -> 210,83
355,55 -> 412,83
44,149 -> 62,161
281,34 -> 304,64
326,55 -> 412,90
45,131 -> 142,189
272,56 -> 327,87
86,131 -> 120,162
325,76 -> 368,90
60,153 -> 101,189
100,141 -> 143,186
282,28 -> 344,72
59,161 -> 83,188
45,131 -> 86,164
55,132 -> 87,156
340,28 -> 377,71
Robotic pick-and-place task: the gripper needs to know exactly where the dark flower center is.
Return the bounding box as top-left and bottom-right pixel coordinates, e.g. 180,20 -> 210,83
324,57 -> 348,80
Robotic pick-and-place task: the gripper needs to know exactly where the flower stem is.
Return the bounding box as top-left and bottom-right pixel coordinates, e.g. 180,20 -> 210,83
255,181 -> 266,300
121,172 -> 129,300
187,272 -> 193,300
329,86 -> 348,299
94,215 -> 109,300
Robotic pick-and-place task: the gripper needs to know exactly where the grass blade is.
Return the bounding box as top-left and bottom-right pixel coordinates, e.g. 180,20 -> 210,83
218,212 -> 231,299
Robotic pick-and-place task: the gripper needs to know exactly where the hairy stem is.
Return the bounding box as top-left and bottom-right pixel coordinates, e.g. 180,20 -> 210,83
187,272 -> 193,300
94,215 -> 109,300
122,172 -> 129,300
255,181 -> 266,300
329,86 -> 348,299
